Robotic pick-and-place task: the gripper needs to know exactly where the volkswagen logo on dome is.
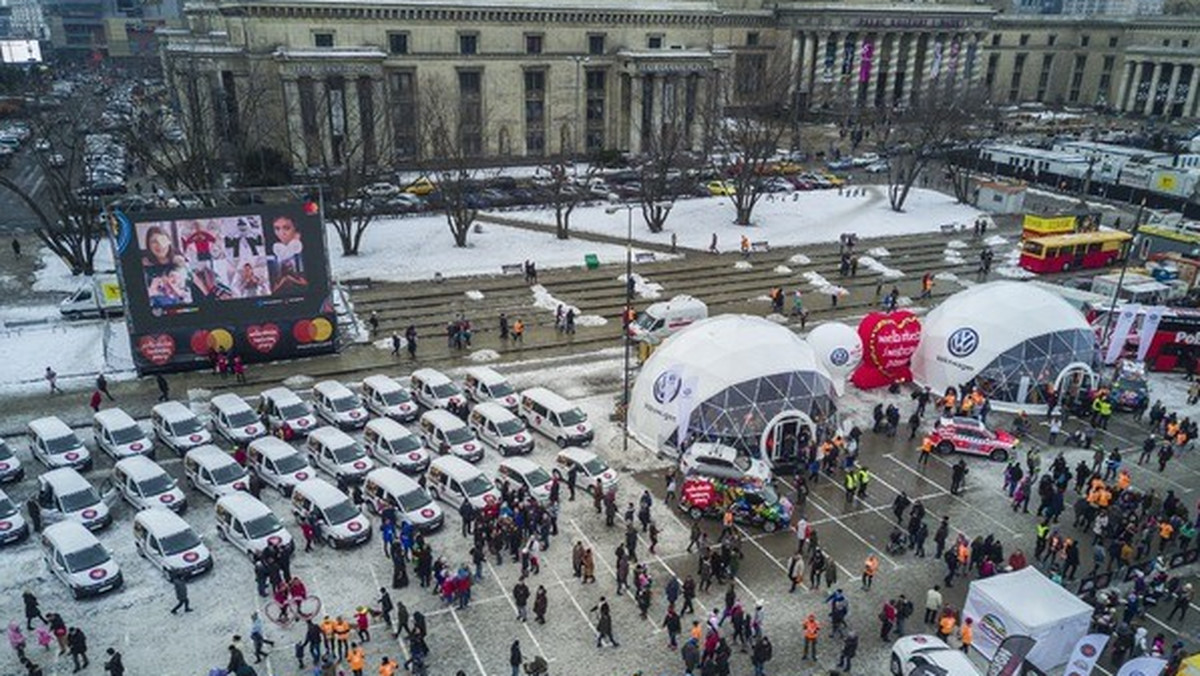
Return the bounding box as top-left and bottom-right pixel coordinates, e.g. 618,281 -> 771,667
830,347 -> 850,367
653,371 -> 682,404
947,327 -> 979,358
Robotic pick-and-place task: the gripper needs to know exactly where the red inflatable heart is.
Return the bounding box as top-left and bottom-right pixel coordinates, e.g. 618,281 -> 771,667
138,334 -> 176,365
246,324 -> 281,353
850,311 -> 922,389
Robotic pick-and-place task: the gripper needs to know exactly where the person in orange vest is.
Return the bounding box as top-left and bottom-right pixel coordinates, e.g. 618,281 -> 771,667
959,618 -> 974,653
937,610 -> 957,641
511,318 -> 525,344
347,643 -> 366,676
802,614 -> 820,660
919,436 -> 934,467
740,235 -> 750,257
320,616 -> 336,654
862,554 -> 879,590
333,616 -> 352,659
919,273 -> 934,300
1117,469 -> 1131,491
379,656 -> 397,676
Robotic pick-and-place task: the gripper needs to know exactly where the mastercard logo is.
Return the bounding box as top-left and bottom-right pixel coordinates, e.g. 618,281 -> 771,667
293,318 -> 334,344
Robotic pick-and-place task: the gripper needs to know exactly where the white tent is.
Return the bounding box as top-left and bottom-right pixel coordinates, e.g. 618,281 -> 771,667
962,567 -> 1093,671
910,281 -> 1098,408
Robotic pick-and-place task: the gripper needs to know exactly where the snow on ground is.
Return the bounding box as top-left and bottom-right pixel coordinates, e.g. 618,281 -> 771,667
859,255 -> 904,279
0,314 -> 134,395
465,289 -> 486,300
328,215 -> 661,283
32,245 -> 115,293
618,273 -> 663,300
1147,371 -> 1200,421
469,348 -> 501,362
996,247 -> 1035,279
867,247 -> 891,257
946,239 -> 968,250
934,271 -> 977,288
944,249 -> 967,265
788,254 -> 811,265
511,187 -> 983,250
530,284 -> 608,326
734,261 -> 753,270
774,265 -> 793,274
802,271 -> 847,296
984,235 -> 1009,247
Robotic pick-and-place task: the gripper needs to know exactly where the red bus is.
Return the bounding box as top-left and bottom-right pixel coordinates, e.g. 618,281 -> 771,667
1019,230 -> 1132,274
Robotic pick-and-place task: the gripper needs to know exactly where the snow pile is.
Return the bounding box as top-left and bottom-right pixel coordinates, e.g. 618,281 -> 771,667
943,249 -> 967,265
934,271 -> 977,288
803,271 -> 847,296
788,253 -> 812,265
984,235 -> 1009,247
859,256 -> 904,279
946,240 -> 968,250
465,290 -> 485,300
995,247 -> 1035,279
32,246 -> 116,294
774,265 -> 793,274
618,273 -> 663,300
575,314 -> 609,327
867,247 -> 891,257
530,285 -> 608,327
469,349 -> 500,362
0,314 -> 134,395
283,375 -> 313,389
765,313 -> 789,324
734,261 -> 753,270
749,295 -> 772,303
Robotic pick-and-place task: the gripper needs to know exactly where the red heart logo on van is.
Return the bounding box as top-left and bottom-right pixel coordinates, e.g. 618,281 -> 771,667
420,509 -> 434,518
160,494 -> 175,503
138,334 -> 176,365
89,568 -> 106,580
82,509 -> 97,519
0,521 -> 11,531
183,551 -> 199,563
247,324 -> 281,353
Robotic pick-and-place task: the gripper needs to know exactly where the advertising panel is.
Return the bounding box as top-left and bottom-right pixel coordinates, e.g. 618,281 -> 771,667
111,202 -> 337,374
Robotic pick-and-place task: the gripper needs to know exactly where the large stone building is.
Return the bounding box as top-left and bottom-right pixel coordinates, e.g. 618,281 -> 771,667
157,0 -> 1200,170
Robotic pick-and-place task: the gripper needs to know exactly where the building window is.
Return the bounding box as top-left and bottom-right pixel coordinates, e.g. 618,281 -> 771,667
1047,34 -> 1057,46
459,33 -> 478,55
991,34 -> 1001,46
313,32 -> 334,48
1162,39 -> 1170,47
585,69 -> 606,152
388,70 -> 417,161
1009,52 -> 1027,103
458,70 -> 483,156
523,69 -> 545,156
525,34 -> 543,55
1019,34 -> 1030,46
588,34 -> 606,56
647,35 -> 663,50
388,32 -> 408,55
746,32 -> 759,46
1080,34 -> 1090,47
1184,40 -> 1191,48
1036,53 -> 1053,102
1068,54 -> 1086,103
1108,36 -> 1118,48
986,53 -> 999,89
735,53 -> 766,97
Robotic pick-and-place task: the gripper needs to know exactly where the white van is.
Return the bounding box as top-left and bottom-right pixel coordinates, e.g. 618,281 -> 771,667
553,447 -> 619,495
214,492 -> 293,558
363,418 -> 430,474
247,437 -> 315,496
93,408 -> 154,460
305,427 -> 374,485
183,445 -> 249,500
419,410 -> 482,462
361,375 -> 419,423
27,416 -> 91,470
36,468 -> 111,531
290,478 -> 372,549
112,455 -> 187,514
209,393 -> 267,445
151,402 -> 212,455
259,387 -> 317,438
518,387 -> 594,448
496,457 -> 554,505
0,439 -> 25,483
462,367 -> 519,411
312,380 -> 370,430
362,468 -> 443,532
41,521 -> 123,599
0,488 -> 30,546
410,368 -> 465,410
629,295 -> 707,345
468,403 -> 534,456
132,508 -> 212,579
426,456 -> 500,512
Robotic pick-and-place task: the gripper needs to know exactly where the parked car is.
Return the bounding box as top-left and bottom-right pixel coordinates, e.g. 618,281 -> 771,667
890,635 -> 980,676
679,442 -> 772,485
928,417 -> 1017,462
361,182 -> 400,198
705,180 -> 736,196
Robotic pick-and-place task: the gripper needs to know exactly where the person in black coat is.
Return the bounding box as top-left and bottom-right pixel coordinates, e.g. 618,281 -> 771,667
22,591 -> 44,629
103,648 -> 124,676
67,627 -> 89,672
227,642 -> 247,673
509,640 -> 522,676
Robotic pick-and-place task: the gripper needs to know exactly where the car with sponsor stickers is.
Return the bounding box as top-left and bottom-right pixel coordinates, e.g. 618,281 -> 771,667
152,402 -> 212,455
305,427 -> 374,485
518,387 -> 593,448
93,408 -> 154,460
677,474 -> 791,533
41,521 -> 123,599
290,478 -> 372,548
247,436 -> 315,496
0,439 -> 24,483
312,380 -> 370,430
27,416 -> 91,470
214,492 -> 294,557
410,368 -> 466,411
1110,359 -> 1149,412
0,488 -> 30,545
37,468 -> 112,531
419,409 -> 483,462
468,403 -> 534,456
363,418 -> 430,474
209,393 -> 268,445
496,457 -> 554,505
552,447 -> 619,495
183,445 -> 250,500
361,375 -> 420,423
426,456 -> 500,513
889,634 -> 980,676
928,416 -> 1017,462
679,442 -> 772,485
462,367 -> 519,412
259,387 -> 318,438
363,467 -> 443,531
111,455 -> 187,514
133,508 -> 213,579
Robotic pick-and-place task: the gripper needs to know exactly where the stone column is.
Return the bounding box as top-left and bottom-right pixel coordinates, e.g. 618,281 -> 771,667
1114,61 -> 1134,113
864,34 -> 880,107
282,78 -> 306,164
922,33 -> 941,98
814,32 -> 830,106
651,74 -> 664,143
789,31 -> 802,101
343,76 -> 360,159
801,32 -> 816,99
1125,61 -> 1144,112
950,34 -> 966,93
629,73 -> 644,154
372,78 -> 387,160
1184,65 -> 1200,119
1143,61 -> 1162,116
886,33 -> 901,106
902,33 -> 921,107
1165,63 -> 1183,119
689,73 -> 705,152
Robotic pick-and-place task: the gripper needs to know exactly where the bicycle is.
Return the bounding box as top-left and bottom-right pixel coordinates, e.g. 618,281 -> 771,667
264,594 -> 322,628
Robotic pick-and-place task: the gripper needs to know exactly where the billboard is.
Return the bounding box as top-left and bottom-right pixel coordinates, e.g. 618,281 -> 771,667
111,202 -> 338,374
0,40 -> 42,64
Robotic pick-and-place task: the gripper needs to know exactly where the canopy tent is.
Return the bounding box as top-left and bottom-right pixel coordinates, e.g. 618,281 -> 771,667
962,567 -> 1092,671
628,314 -> 837,456
910,281 -> 1098,409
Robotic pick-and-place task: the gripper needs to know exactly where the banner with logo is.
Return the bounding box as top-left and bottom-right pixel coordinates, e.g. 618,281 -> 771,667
676,373 -> 698,450
849,310 -> 923,389
1104,305 -> 1140,364
1116,656 -> 1167,676
1137,306 -> 1166,362
1062,634 -> 1109,676
930,37 -> 945,80
985,634 -> 1038,676
859,39 -> 874,83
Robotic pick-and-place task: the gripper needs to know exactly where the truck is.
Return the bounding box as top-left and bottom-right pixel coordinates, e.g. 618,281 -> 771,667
60,274 -> 123,320
628,295 -> 707,346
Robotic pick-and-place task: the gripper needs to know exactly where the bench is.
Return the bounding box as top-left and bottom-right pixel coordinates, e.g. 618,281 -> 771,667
750,241 -> 770,253
341,277 -> 373,290
501,263 -> 524,275
634,252 -> 656,263
939,222 -> 967,234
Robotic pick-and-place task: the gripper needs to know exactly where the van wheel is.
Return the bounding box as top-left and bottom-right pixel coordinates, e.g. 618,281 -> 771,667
890,654 -> 902,675
556,437 -> 567,448
136,543 -> 146,559
187,476 -> 197,489
72,587 -> 84,601
430,488 -> 440,501
688,507 -> 703,520
989,448 -> 1009,462
762,520 -> 778,533
218,528 -> 228,541
936,441 -> 955,455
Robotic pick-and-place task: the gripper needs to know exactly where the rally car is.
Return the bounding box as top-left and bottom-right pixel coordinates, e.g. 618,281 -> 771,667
678,475 -> 792,532
928,416 -> 1017,462
1110,359 -> 1149,413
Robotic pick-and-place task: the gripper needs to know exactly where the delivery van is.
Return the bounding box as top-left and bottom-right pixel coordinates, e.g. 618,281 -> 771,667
553,447 -> 619,495
0,488 -> 30,545
0,439 -> 24,483
183,445 -> 249,500
151,402 -> 211,455
208,393 -> 267,445
41,521 -> 123,598
27,416 -> 91,470
290,478 -> 372,548
259,387 -> 317,438
363,418 -> 430,474
312,380 -> 369,430
518,387 -> 594,448
214,492 -> 293,557
629,295 -> 707,344
419,410 -> 482,462
112,455 -> 187,513
36,468 -> 111,531
93,408 -> 154,460
247,436 -> 314,496
132,508 -> 212,579
496,457 -> 553,505
462,367 -> 519,411
360,375 -> 419,423
425,456 -> 500,512
59,274 -> 123,320
410,368 -> 464,410
305,427 -> 374,485
362,468 -> 443,532
468,403 -> 533,456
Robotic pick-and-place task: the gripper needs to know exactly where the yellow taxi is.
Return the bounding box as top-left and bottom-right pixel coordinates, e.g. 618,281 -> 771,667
403,176 -> 436,196
706,180 -> 737,196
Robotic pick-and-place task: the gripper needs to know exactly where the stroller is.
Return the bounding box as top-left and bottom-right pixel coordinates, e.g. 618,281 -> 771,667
886,527 -> 907,555
524,655 -> 549,675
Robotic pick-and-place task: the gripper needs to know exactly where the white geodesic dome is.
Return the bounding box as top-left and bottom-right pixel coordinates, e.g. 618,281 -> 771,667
910,281 -> 1098,406
629,314 -> 837,454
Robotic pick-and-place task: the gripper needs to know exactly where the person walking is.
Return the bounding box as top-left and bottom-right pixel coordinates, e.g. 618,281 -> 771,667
533,586 -> 548,624
45,367 -> 62,394
513,580 -> 530,622
347,643 -> 366,676
750,635 -> 772,676
508,640 -> 522,676
837,631 -> 858,672
251,612 -> 274,663
924,585 -> 943,625
592,598 -> 618,647
96,373 -> 114,401
662,604 -> 682,648
21,592 -> 44,631
862,554 -> 879,590
405,325 -> 418,359
155,373 -> 169,402
67,627 -> 88,672
103,647 -> 124,676
170,574 -> 192,613
802,614 -> 820,660
879,599 -> 897,641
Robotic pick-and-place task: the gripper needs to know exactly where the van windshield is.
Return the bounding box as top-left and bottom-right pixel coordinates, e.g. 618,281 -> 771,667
0,495 -> 15,518
583,457 -> 609,475
331,444 -> 365,464
111,426 -> 145,444
160,529 -> 201,556
558,409 -> 587,426
390,435 -> 421,454
227,410 -> 258,427
280,402 -> 310,419
489,382 -> 515,397
0,441 -> 11,460
244,513 -> 282,539
170,417 -> 202,435
46,434 -> 82,453
461,475 -> 494,497
331,395 -> 362,412
433,383 -> 461,398
635,314 -> 663,331
273,454 -> 308,474
398,489 -> 432,511
138,474 -> 176,495
381,389 -> 412,406
65,544 -> 109,572
526,467 -> 552,488
497,419 -> 524,435
211,464 -> 246,484
445,427 -> 474,445
60,488 -> 99,511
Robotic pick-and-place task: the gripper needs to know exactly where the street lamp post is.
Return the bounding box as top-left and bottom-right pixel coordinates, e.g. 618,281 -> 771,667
1100,198 -> 1146,355
606,202 -> 635,453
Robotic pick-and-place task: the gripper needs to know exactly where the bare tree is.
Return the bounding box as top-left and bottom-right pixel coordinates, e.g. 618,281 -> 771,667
419,80 -> 487,248
538,158 -> 598,240
876,84 -> 993,212
708,61 -> 796,225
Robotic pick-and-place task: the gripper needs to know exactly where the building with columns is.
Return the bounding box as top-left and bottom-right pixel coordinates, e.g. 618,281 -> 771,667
158,0 -> 1200,171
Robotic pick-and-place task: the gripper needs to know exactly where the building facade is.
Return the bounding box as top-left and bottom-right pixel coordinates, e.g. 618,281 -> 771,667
158,0 -> 1200,171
